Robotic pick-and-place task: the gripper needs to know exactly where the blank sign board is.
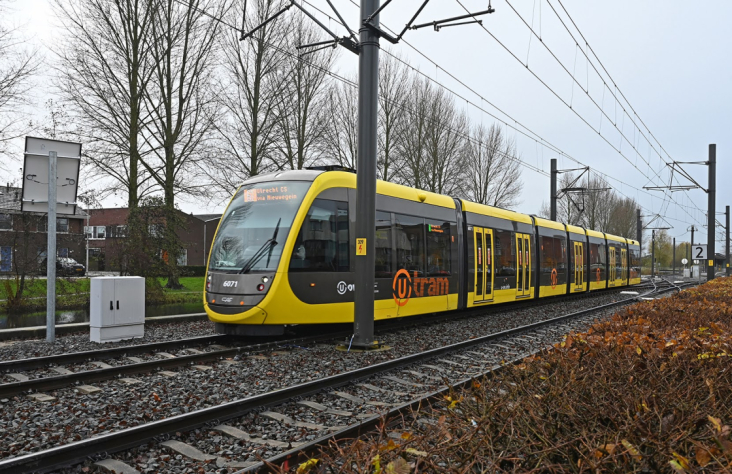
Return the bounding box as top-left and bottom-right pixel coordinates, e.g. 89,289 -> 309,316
21,137 -> 82,214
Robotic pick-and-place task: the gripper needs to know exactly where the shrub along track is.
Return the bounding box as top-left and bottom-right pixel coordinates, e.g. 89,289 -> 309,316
274,278 -> 731,474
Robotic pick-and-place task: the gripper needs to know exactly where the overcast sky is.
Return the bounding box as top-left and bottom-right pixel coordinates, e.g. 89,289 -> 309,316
5,0 -> 731,245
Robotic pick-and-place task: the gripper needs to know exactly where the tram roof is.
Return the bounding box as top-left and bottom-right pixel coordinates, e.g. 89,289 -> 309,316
461,200 -> 533,224
533,217 -> 566,231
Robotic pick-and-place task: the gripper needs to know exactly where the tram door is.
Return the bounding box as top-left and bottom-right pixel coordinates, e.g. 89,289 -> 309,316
473,228 -> 493,303
573,242 -> 584,291
608,247 -> 616,286
516,233 -> 531,297
621,248 -> 627,284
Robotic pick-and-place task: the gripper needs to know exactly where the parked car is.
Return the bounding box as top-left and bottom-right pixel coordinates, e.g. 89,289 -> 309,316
39,257 -> 86,277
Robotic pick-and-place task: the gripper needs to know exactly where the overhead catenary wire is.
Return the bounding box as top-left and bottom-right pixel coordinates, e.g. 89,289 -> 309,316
172,0 -> 704,232
542,0 -> 708,220
170,0 -> 548,178
451,0 -> 706,227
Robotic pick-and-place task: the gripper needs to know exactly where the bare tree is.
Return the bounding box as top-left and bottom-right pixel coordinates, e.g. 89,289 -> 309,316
206,0 -> 291,197
423,87 -> 466,195
275,23 -> 336,170
321,78 -> 358,170
140,0 -> 225,288
395,76 -> 431,189
0,0 -> 39,169
580,174 -> 613,232
377,52 -> 409,181
396,77 -> 468,194
54,0 -> 155,207
606,195 -> 639,238
463,123 -> 523,209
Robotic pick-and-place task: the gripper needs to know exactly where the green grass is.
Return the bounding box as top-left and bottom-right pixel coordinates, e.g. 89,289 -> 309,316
1,276 -> 204,300
163,277 -> 205,292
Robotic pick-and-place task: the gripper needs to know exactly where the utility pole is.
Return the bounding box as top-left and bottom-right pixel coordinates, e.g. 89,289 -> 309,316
637,208 -> 642,273
651,229 -> 655,278
47,151 -> 57,343
242,0 -> 495,351
726,205 -> 730,277
352,0 -> 380,350
550,158 -> 557,221
707,144 -> 716,281
672,237 -> 676,276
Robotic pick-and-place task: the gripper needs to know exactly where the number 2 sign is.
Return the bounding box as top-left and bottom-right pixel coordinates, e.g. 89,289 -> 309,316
693,245 -> 707,260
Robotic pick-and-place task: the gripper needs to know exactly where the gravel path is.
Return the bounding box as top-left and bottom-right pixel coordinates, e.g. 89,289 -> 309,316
0,289 -> 639,466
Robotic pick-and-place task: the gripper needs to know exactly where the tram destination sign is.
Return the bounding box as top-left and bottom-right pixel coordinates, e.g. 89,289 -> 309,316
243,185 -> 299,202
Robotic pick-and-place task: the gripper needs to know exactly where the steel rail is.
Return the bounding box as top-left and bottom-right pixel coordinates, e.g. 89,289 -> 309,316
0,283 -> 679,474
239,280 -> 694,472
1,285 -> 642,375
0,335 -> 228,372
0,286 -> 645,398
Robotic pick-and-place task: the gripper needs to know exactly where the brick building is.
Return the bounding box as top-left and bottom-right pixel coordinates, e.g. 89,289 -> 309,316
86,208 -> 220,271
0,185 -> 87,274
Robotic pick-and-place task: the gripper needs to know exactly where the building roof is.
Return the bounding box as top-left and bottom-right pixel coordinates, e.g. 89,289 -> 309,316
193,214 -> 221,222
0,186 -> 87,218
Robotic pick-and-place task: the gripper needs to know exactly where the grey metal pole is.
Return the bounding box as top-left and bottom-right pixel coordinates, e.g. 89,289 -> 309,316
636,208 -> 642,274
672,237 -> 676,277
352,0 -> 380,350
707,144 -> 716,281
691,226 -> 694,251
651,229 -> 655,278
550,158 -> 557,221
727,205 -> 730,277
85,213 -> 89,274
47,151 -> 57,343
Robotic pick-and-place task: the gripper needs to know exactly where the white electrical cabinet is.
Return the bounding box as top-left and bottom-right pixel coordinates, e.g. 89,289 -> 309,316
90,277 -> 145,342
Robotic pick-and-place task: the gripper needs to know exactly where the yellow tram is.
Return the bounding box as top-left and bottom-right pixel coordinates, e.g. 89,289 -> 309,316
204,169 -> 641,335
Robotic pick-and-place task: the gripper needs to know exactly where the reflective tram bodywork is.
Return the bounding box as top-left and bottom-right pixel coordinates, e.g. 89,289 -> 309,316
204,170 -> 641,335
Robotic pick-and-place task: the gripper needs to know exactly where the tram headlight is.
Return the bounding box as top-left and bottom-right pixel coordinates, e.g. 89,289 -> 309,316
257,283 -> 265,291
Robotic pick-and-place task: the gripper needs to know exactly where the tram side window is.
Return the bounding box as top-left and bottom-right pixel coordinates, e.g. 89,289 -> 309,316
289,199 -> 349,272
395,214 -> 425,276
541,236 -> 556,275
589,243 -> 606,268
426,220 -> 452,276
494,230 -> 515,277
556,237 -> 567,272
629,249 -> 640,277
375,211 -> 393,278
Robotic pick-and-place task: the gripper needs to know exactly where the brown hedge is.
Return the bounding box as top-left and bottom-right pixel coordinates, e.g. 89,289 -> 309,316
290,278 -> 732,473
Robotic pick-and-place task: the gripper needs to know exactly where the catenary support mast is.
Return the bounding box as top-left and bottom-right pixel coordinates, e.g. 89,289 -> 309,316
352,0 -> 380,349
707,144 -> 716,281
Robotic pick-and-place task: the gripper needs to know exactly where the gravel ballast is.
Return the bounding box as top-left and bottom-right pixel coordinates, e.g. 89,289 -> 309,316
0,288 -> 662,469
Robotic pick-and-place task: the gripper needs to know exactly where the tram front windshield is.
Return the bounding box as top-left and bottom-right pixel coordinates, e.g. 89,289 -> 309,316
208,181 -> 311,273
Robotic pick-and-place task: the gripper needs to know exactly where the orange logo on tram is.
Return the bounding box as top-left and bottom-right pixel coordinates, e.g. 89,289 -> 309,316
550,268 -> 558,289
393,269 -> 412,306
596,267 -> 601,282
392,269 -> 449,306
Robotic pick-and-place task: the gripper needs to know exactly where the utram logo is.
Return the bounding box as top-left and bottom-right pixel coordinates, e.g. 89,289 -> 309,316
337,281 -> 354,295
392,269 -> 449,306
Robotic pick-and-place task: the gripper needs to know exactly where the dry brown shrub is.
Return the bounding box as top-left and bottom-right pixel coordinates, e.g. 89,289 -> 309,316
284,278 -> 732,473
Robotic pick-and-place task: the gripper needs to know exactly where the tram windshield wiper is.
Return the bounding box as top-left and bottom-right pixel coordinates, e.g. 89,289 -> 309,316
239,218 -> 281,274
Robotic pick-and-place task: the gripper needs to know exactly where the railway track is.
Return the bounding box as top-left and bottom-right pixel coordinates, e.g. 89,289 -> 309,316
0,279 -> 687,473
0,286 -> 646,400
